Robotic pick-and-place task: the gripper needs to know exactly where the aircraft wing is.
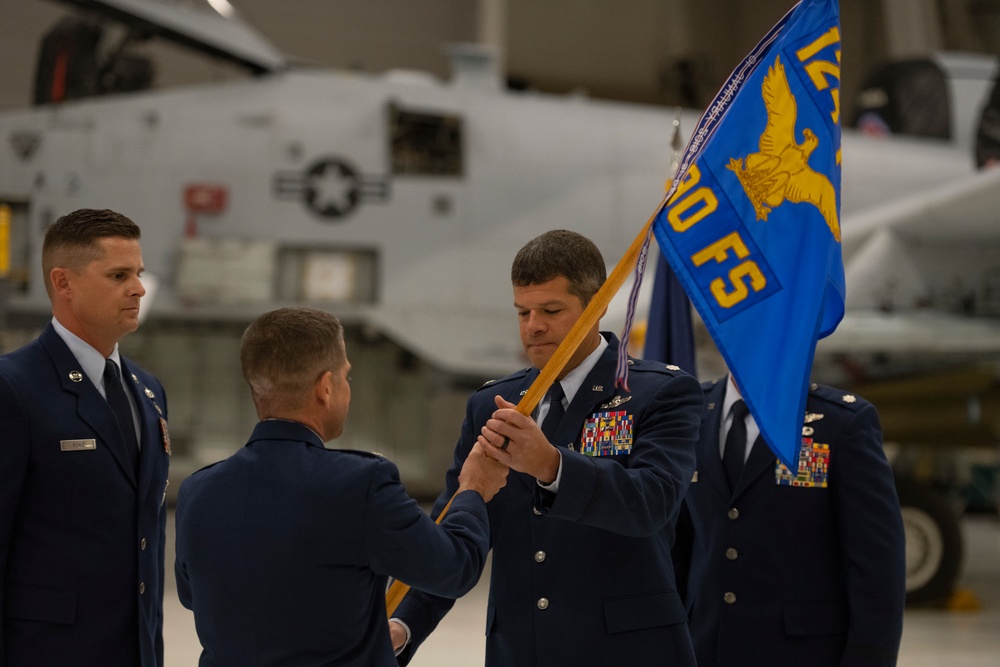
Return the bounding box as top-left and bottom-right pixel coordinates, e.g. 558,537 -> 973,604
52,0 -> 287,74
844,162 -> 1000,247
841,164 -> 1000,314
818,311 -> 1000,355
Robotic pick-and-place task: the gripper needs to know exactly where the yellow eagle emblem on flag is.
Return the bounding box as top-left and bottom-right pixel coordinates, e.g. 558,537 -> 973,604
727,55 -> 840,242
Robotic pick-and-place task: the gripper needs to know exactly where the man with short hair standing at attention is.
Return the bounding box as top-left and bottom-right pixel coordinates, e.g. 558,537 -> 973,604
391,229 -> 703,666
0,208 -> 170,666
672,375 -> 905,667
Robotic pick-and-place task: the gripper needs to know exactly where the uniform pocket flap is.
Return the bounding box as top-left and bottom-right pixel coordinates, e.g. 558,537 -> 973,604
4,584 -> 77,625
782,601 -> 847,636
604,590 -> 687,634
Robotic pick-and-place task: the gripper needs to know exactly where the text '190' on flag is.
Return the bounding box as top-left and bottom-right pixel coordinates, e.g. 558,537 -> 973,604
652,0 -> 844,470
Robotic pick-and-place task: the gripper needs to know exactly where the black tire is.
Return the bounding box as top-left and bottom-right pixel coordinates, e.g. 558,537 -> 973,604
896,481 -> 964,605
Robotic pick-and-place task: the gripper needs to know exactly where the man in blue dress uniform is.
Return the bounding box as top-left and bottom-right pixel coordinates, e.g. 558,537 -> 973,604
0,209 -> 170,667
673,375 -> 906,667
391,230 -> 703,666
175,307 -> 506,666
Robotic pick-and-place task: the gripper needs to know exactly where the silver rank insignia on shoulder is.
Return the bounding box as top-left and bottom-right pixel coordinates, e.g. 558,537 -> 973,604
842,394 -> 857,404
666,364 -> 680,371
600,395 -> 631,409
68,370 -> 83,382
804,413 -> 824,424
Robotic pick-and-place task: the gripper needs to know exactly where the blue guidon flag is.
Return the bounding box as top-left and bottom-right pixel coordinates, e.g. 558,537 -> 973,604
651,0 -> 844,470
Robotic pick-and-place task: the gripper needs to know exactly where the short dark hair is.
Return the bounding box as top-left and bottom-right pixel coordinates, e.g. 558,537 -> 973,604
511,229 -> 606,305
42,209 -> 141,297
240,307 -> 346,413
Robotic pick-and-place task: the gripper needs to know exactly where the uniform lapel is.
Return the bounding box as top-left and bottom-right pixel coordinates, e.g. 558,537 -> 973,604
699,380 -> 730,500
121,356 -> 160,502
733,433 -> 777,499
40,326 -> 137,488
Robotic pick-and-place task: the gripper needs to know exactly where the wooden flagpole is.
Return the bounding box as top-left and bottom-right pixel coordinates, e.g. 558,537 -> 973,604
386,207 -> 665,617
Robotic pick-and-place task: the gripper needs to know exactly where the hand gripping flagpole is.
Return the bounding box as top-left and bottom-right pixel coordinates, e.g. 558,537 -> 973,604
385,204 -> 670,618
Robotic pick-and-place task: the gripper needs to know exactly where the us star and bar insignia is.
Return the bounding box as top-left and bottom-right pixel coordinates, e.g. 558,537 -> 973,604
580,410 -> 633,457
775,438 -> 829,487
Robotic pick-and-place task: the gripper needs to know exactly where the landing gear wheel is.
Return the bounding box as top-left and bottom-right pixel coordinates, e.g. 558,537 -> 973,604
897,482 -> 964,605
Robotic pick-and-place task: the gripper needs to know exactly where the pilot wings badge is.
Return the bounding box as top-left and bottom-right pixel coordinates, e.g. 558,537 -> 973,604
727,55 -> 840,242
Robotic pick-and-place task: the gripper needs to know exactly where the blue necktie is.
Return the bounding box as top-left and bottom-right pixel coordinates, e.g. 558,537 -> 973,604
723,399 -> 749,490
104,359 -> 139,473
541,383 -> 566,442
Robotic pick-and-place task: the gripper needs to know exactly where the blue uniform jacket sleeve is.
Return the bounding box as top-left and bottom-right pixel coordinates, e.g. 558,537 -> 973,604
832,401 -> 906,665
365,458 -> 490,600
0,367 -> 30,667
392,394 -> 484,665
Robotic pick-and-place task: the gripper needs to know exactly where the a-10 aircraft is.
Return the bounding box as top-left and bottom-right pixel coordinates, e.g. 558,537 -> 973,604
1,0 -> 998,605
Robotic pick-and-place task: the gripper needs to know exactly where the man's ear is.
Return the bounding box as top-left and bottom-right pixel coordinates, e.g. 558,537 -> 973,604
49,267 -> 72,297
314,370 -> 334,407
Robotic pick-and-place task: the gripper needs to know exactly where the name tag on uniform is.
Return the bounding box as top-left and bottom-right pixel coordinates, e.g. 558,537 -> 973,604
60,439 -> 97,452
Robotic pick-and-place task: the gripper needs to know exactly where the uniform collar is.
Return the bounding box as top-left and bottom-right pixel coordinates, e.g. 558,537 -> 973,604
719,374 -> 761,459
51,317 -> 122,397
252,419 -> 328,448
557,333 -> 608,405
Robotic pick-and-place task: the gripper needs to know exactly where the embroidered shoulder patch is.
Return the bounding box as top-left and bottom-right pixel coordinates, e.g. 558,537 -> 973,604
580,410 -> 633,457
